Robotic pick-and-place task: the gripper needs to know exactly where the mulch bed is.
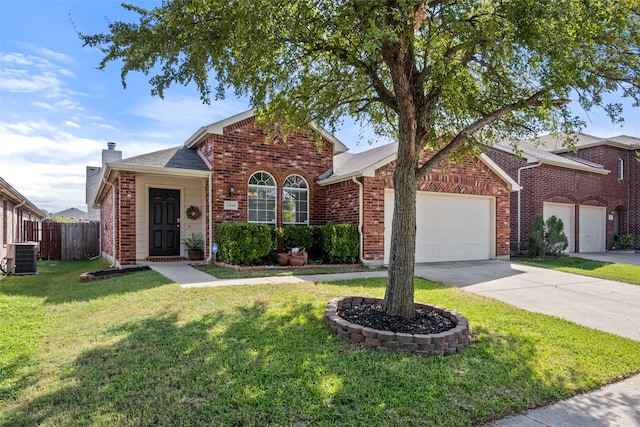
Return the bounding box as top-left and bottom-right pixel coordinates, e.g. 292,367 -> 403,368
213,261 -> 363,271
338,303 -> 455,335
80,265 -> 151,282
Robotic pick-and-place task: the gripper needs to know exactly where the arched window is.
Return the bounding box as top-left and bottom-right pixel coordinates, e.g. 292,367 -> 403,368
617,158 -> 624,180
248,172 -> 276,223
282,175 -> 309,225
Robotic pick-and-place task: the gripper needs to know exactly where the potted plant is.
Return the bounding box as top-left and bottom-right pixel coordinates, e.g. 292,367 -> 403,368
182,232 -> 204,260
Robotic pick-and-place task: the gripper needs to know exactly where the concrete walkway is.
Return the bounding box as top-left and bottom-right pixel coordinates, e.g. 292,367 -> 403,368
146,261 -> 388,288
147,256 -> 640,426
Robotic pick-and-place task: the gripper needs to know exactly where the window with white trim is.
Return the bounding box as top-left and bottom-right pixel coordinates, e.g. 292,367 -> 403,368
617,158 -> 624,180
282,174 -> 309,225
248,172 -> 276,224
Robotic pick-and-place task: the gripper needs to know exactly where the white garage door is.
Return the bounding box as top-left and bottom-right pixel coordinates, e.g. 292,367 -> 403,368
384,190 -> 495,263
543,202 -> 574,253
579,206 -> 606,252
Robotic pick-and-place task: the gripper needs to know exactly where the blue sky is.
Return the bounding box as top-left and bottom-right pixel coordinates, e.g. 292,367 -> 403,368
1,1 -> 639,214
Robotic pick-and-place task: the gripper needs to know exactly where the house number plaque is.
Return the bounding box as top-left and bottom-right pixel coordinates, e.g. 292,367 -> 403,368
224,201 -> 239,210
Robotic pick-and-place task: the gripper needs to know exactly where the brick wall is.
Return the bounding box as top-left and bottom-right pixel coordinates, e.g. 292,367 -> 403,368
100,172 -> 137,266
488,145 -> 635,252
629,150 -> 640,247
197,116 -> 335,241
330,151 -> 513,262
100,188 -> 114,257
118,171 -> 136,264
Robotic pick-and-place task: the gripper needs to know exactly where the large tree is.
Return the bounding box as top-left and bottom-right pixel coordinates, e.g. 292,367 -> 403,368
81,0 -> 640,317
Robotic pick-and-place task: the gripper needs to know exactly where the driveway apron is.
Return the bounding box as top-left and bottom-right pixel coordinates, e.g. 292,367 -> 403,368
414,258 -> 640,426
414,260 -> 640,341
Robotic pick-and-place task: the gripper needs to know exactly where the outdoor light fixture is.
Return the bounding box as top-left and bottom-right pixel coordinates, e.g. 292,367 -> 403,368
229,184 -> 235,197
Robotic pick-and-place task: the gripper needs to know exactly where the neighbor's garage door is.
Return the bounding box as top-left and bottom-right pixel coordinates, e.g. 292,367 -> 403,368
579,206 -> 606,252
543,202 -> 575,253
384,190 -> 495,263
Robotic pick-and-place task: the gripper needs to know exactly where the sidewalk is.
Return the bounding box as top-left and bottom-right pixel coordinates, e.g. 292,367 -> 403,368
148,260 -> 640,427
146,261 -> 388,288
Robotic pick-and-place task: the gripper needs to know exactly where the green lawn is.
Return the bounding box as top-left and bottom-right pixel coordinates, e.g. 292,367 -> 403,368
515,256 -> 640,286
2,260 -> 640,426
197,263 -> 382,279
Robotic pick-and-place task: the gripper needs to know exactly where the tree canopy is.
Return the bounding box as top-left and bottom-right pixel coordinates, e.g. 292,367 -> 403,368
81,0 -> 640,316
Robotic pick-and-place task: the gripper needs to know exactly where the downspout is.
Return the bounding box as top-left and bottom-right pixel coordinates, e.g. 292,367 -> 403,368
517,162 -> 542,253
351,176 -> 370,266
13,200 -> 26,242
101,176 -> 117,267
206,171 -> 214,263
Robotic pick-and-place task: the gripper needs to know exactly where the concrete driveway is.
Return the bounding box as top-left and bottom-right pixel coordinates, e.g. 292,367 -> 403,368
414,259 -> 640,341
415,257 -> 640,426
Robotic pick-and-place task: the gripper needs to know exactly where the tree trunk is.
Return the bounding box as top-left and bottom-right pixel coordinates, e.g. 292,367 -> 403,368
384,128 -> 419,318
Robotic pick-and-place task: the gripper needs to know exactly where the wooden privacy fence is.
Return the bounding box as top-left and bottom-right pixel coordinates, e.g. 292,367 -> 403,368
33,222 -> 101,261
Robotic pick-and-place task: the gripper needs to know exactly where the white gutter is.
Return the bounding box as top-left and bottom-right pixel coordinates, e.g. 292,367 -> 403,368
351,176 -> 371,266
517,162 -> 542,252
206,171 -> 214,263
101,176 -> 117,268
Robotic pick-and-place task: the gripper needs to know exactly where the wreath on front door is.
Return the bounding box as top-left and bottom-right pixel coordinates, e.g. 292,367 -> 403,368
186,205 -> 201,220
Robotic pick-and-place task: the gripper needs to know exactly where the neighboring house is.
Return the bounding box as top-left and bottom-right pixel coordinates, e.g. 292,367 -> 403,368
487,134 -> 640,253
90,110 -> 518,267
52,207 -> 89,222
0,176 -> 47,262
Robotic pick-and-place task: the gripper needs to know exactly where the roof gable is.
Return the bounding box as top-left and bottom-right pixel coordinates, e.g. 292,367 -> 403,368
318,142 -> 519,191
534,133 -> 640,152
491,139 -> 610,175
0,176 -> 47,218
183,109 -> 348,154
115,146 -> 210,172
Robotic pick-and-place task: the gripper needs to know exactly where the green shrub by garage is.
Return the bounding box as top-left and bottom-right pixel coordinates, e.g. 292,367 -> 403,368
320,224 -> 359,264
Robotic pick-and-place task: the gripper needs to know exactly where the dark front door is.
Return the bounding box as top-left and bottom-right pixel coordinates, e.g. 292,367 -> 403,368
149,188 -> 180,256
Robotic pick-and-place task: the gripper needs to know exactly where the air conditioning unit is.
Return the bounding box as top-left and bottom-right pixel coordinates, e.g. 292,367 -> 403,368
7,242 -> 39,275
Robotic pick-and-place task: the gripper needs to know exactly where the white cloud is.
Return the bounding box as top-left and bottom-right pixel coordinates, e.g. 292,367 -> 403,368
32,101 -> 55,110
37,48 -> 74,64
0,120 -> 103,159
54,98 -> 84,110
131,95 -> 249,130
0,50 -> 77,101
0,157 -> 91,212
65,120 -> 80,128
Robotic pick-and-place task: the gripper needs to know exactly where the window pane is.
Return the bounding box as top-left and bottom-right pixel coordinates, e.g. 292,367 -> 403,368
248,172 -> 276,224
283,175 -> 308,224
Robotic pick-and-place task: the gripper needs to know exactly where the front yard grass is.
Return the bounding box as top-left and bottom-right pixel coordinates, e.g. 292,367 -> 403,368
197,263 -> 381,279
515,256 -> 640,286
2,260 -> 640,426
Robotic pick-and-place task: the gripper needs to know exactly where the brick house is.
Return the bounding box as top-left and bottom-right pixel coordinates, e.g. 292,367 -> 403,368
91,110 -> 518,267
0,176 -> 47,262
487,134 -> 640,253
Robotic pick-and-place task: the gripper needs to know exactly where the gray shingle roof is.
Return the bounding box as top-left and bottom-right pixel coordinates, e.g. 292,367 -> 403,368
332,143 -> 398,179
492,138 -> 609,174
115,146 -> 210,171
52,207 -> 88,220
534,133 -> 640,152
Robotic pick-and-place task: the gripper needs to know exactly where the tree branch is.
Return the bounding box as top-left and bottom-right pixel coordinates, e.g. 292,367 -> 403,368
415,91 -> 561,179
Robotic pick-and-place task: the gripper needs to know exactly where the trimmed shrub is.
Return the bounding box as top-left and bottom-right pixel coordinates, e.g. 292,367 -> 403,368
216,222 -> 273,266
526,214 -> 568,257
320,224 -> 359,264
282,225 -> 315,250
616,233 -> 635,250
